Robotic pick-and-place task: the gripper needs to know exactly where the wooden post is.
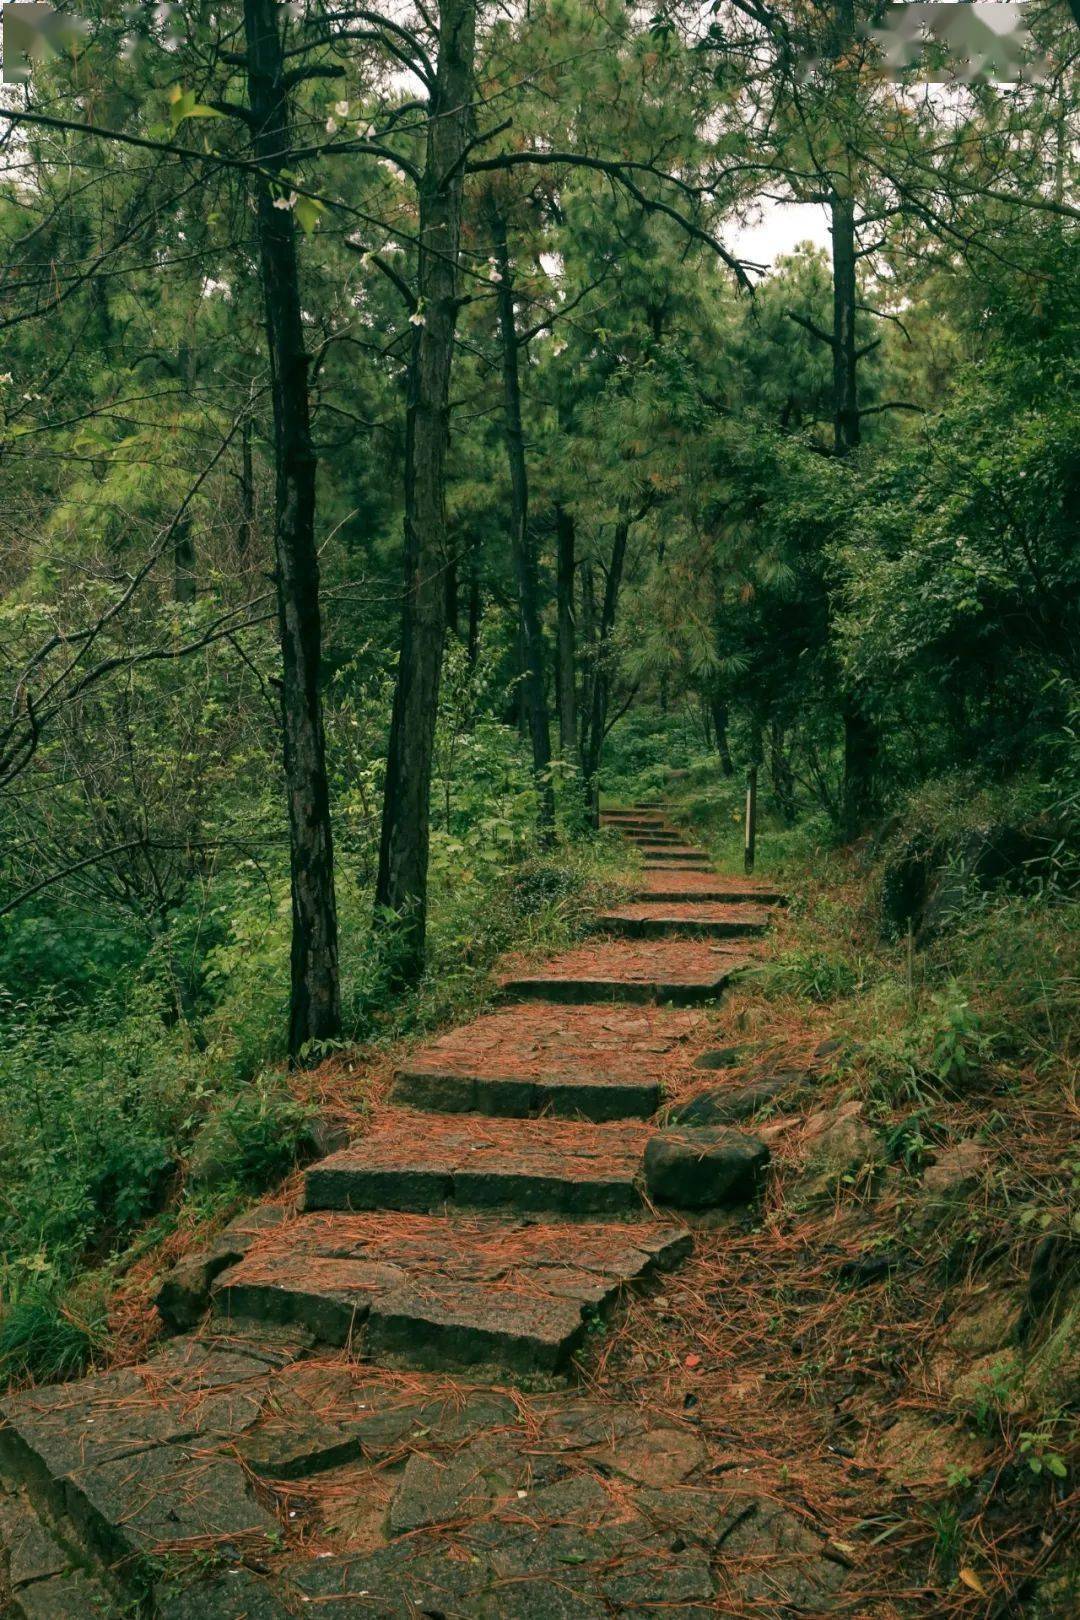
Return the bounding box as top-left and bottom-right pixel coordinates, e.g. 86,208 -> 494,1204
744,766 -> 757,875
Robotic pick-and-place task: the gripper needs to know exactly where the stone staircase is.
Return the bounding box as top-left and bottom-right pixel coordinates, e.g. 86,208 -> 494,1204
0,806 -> 829,1618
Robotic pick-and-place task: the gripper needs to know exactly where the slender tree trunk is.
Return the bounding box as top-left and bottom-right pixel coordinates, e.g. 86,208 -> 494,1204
243,0 -> 340,1061
376,0 -> 476,981
445,554 -> 459,638
490,205 -> 554,841
710,695 -> 734,776
768,716 -> 797,823
582,517 -> 632,826
466,534 -> 481,669
831,183 -> 877,832
237,414 -> 255,559
555,504 -> 577,762
830,192 -> 860,456
174,341 -> 197,602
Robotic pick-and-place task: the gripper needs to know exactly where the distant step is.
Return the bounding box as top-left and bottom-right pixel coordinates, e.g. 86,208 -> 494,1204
392,1003 -> 706,1121
498,939 -> 748,1005
212,1211 -> 690,1373
598,902 -> 773,940
639,844 -> 711,863
304,1108 -> 650,1218
635,871 -> 785,904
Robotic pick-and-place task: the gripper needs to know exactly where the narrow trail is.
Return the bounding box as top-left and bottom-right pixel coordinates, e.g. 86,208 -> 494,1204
0,812 -> 850,1617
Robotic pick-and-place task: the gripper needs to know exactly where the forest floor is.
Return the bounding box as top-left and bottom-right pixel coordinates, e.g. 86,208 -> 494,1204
0,808 -> 1076,1617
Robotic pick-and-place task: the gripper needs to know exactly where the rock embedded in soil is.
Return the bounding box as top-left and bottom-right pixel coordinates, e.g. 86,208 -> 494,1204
921,1138 -> 988,1202
664,1074 -> 797,1127
798,1100 -> 882,1198
643,1128 -> 769,1209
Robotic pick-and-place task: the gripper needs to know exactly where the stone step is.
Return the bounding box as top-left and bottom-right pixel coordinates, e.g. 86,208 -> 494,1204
640,845 -> 712,863
597,902 -> 774,940
498,939 -> 749,1005
642,858 -> 715,873
212,1211 -> 691,1373
624,830 -> 682,843
304,1108 -> 651,1218
634,871 -> 786,904
600,810 -> 666,823
391,1003 -> 706,1121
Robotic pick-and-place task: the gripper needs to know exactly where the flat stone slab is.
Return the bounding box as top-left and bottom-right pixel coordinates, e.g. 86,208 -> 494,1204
598,901 -> 773,939
0,1340 -> 286,1578
212,1211 -> 690,1370
393,1003 -> 706,1121
498,940 -> 749,1006
155,1381 -> 845,1615
634,869 -> 786,903
304,1107 -> 651,1217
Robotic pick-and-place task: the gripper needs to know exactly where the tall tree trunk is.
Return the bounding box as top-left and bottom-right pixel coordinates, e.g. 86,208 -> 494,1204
831,184 -> 877,831
174,341 -> 197,602
710,695 -> 734,776
237,414 -> 255,559
555,504 -> 577,762
243,0 -> 340,1061
830,191 -> 860,456
466,533 -> 481,669
768,716 -> 797,823
376,0 -> 476,981
490,205 -> 554,841
830,0 -> 876,835
582,517 -> 632,827
445,553 -> 459,639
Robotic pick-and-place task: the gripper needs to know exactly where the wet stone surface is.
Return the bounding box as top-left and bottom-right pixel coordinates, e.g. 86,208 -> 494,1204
211,1210 -> 690,1369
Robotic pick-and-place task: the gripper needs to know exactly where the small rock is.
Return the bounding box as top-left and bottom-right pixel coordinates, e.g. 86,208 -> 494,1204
301,1114 -> 351,1159
644,1129 -> 769,1209
799,1101 -> 881,1197
921,1139 -> 988,1201
690,1047 -> 745,1072
665,1076 -> 794,1128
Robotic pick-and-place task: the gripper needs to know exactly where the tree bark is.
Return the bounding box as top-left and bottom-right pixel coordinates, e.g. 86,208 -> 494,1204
710,695 -> 734,776
555,504 -> 577,762
243,0 -> 341,1061
466,533 -> 481,669
376,0 -> 476,981
490,204 -> 554,841
830,191 -> 860,455
237,414 -> 255,559
582,516 -> 632,826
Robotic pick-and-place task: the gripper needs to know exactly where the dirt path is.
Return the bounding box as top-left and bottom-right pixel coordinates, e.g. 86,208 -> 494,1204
0,810 -> 854,1617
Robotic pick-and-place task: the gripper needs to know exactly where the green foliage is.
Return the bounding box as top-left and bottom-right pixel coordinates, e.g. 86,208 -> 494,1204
0,1283 -> 108,1386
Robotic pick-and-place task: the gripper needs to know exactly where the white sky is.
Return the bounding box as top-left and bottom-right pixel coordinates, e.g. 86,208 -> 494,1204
726,198 -> 833,274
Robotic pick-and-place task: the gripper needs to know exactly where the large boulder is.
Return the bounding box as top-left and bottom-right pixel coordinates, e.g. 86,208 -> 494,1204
643,1128 -> 769,1209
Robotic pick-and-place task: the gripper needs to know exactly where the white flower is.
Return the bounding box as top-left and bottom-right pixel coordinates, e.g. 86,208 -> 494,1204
325,116 -> 339,135
0,373 -> 11,385
334,100 -> 350,117
551,338 -> 568,356
358,122 -> 376,139
409,310 -> 426,327
272,191 -> 298,211
359,251 -> 373,268
489,271 -> 502,283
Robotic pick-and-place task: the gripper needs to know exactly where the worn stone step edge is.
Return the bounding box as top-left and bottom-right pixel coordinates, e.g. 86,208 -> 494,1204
596,912 -> 770,940
498,961 -> 745,1007
391,1066 -> 661,1121
633,885 -> 785,904
303,1147 -> 646,1219
211,1226 -> 692,1374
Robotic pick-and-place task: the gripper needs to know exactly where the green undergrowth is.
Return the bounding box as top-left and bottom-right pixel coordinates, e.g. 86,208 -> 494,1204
0,817 -> 626,1387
